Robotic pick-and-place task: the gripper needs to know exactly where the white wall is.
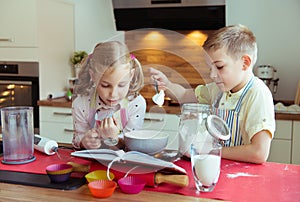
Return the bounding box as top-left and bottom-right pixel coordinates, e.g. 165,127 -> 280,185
226,0 -> 300,101
66,0 -> 299,101
65,0 -> 124,54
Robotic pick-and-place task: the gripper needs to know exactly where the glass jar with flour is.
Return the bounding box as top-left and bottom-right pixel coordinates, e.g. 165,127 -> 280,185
178,103 -> 230,159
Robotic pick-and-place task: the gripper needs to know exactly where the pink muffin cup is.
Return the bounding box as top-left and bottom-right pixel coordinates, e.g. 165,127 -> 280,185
118,176 -> 146,194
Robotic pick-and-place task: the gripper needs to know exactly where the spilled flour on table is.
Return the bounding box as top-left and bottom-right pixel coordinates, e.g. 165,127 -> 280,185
227,172 -> 259,179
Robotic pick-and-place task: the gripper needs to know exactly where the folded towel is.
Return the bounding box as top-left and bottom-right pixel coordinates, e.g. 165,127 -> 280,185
275,102 -> 300,112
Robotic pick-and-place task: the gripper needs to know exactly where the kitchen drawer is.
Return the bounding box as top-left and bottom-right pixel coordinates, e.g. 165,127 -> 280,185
274,120 -> 292,140
143,113 -> 180,131
40,106 -> 72,123
39,122 -> 73,143
268,139 -> 291,164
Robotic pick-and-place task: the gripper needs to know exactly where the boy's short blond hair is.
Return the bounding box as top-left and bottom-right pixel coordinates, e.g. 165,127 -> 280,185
203,24 -> 257,67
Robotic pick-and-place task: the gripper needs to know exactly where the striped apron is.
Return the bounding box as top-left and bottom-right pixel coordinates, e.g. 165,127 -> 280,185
212,77 -> 254,147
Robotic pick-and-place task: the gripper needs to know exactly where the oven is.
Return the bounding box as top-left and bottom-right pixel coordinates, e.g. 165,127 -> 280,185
0,62 -> 39,131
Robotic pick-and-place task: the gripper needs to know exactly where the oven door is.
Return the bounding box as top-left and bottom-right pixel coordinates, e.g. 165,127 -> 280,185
0,62 -> 39,131
0,80 -> 32,107
0,80 -> 33,130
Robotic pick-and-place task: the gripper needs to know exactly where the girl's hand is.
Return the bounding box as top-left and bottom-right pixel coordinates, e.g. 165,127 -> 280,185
81,128 -> 101,149
97,117 -> 120,141
149,67 -> 170,91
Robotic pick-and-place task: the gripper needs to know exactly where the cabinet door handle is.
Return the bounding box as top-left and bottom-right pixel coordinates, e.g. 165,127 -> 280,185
0,38 -> 14,42
64,129 -> 74,132
53,112 -> 72,116
144,117 -> 164,122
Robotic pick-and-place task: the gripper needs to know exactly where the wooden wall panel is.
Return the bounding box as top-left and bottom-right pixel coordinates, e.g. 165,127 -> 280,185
125,30 -> 213,110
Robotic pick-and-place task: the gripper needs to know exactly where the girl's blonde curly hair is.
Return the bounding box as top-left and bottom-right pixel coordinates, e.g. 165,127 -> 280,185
73,41 -> 144,104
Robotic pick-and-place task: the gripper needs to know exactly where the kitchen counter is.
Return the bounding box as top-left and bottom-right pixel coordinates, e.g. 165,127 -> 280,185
38,97 -> 72,108
0,183 -> 220,202
1,145 -> 299,202
0,144 -> 220,202
37,98 -> 300,120
275,112 -> 300,121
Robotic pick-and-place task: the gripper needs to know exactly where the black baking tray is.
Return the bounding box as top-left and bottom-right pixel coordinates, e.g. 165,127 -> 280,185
0,170 -> 86,190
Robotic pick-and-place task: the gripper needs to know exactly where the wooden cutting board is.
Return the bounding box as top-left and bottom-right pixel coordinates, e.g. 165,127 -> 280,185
295,80 -> 300,105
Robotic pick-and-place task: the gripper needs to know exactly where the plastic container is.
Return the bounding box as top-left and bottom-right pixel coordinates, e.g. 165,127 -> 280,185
34,135 -> 58,155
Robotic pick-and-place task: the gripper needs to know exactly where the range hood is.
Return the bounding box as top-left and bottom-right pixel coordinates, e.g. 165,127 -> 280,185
112,0 -> 225,30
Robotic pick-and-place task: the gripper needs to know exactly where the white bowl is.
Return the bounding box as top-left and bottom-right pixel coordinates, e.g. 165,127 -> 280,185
124,130 -> 169,155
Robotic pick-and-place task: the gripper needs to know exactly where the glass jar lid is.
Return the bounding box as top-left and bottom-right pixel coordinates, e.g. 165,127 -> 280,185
206,115 -> 230,141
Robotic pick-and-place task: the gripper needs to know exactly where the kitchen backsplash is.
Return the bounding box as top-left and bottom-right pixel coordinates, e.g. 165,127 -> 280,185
125,29 -> 213,107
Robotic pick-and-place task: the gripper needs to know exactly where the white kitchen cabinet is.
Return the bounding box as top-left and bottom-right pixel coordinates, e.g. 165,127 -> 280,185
292,121 -> 300,164
0,0 -> 75,99
0,0 -> 38,48
37,0 -> 75,99
143,113 -> 180,150
267,120 -> 292,164
264,119 -> 300,165
39,106 -> 73,143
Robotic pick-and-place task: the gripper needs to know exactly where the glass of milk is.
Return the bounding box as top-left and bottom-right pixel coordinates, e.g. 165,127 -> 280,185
190,143 -> 222,192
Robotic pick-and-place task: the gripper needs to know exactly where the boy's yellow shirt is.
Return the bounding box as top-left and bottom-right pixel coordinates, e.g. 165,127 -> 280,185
195,77 -> 275,145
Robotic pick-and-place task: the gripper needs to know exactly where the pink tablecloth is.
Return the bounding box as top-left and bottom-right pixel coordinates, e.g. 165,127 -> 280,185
1,148 -> 300,202
145,159 -> 300,202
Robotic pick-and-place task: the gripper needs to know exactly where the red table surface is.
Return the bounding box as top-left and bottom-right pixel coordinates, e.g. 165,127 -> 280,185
1,148 -> 300,202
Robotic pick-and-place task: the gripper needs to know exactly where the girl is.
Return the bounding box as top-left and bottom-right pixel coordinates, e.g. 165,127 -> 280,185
72,41 -> 146,150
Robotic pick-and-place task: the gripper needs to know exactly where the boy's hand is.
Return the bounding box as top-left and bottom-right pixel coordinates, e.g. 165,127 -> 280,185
149,67 -> 170,91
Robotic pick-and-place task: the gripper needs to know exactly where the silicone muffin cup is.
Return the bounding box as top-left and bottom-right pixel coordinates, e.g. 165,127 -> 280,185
85,170 -> 115,183
46,163 -> 73,183
47,172 -> 71,183
46,163 -> 73,175
118,176 -> 146,194
88,180 -> 117,198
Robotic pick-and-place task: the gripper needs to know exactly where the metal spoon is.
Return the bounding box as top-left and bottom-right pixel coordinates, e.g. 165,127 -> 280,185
153,76 -> 159,94
152,76 -> 165,106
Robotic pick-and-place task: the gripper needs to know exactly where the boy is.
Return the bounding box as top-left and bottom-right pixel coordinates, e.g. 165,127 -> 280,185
150,24 -> 275,164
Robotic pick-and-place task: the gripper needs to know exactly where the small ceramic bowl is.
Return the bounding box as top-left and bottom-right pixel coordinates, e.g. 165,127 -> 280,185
46,163 -> 73,183
124,130 -> 169,155
118,176 -> 146,194
85,170 -> 115,183
88,180 -> 117,198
